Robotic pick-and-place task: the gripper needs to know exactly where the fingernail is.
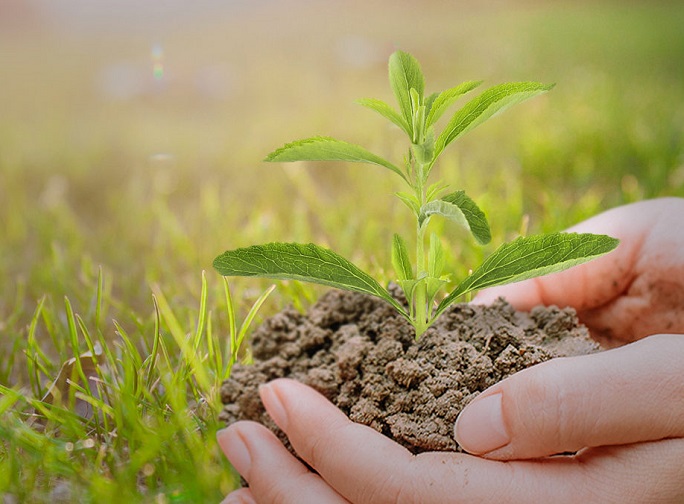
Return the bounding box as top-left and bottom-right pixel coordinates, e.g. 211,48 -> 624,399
217,426 -> 252,477
259,381 -> 288,430
454,392 -> 510,455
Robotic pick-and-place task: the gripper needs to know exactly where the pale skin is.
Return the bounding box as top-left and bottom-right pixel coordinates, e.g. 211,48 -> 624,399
217,197 -> 684,503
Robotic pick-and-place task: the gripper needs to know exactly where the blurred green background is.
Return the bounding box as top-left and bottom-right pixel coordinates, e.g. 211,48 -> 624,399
0,1 -> 683,500
1,0 -> 683,370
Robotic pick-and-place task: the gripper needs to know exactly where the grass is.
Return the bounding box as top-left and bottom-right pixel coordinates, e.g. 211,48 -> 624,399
1,0 -> 683,501
0,268 -> 274,502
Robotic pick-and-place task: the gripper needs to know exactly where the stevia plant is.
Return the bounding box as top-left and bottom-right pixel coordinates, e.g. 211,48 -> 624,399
213,51 -> 618,337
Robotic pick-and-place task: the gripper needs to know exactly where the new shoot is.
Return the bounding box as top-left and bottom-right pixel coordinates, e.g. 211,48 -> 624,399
213,51 -> 618,337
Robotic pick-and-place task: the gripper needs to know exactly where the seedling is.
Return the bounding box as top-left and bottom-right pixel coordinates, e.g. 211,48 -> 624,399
213,51 -> 618,337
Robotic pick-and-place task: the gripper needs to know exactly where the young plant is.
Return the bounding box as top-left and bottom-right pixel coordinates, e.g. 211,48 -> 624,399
213,51 -> 618,337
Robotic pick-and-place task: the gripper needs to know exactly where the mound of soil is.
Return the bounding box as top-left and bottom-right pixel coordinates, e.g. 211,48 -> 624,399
220,287 -> 598,454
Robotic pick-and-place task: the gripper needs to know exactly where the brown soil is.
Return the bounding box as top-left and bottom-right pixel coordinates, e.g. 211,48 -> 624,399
220,287 -> 598,454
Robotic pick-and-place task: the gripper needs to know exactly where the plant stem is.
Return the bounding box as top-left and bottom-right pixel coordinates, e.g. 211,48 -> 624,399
413,159 -> 429,337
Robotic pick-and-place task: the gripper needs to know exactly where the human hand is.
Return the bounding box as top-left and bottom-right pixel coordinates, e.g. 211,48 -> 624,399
217,198 -> 684,503
218,335 -> 684,503
474,197 -> 684,347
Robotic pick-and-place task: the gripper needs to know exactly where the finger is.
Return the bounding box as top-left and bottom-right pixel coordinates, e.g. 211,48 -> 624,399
454,334 -> 684,460
259,379 -> 415,504
473,198 -> 680,312
217,421 -> 348,504
573,438 -> 684,503
259,378 -> 684,503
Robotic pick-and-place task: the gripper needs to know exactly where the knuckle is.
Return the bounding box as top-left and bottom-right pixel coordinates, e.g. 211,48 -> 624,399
357,466 -> 410,504
260,472 -> 322,504
513,361 -> 569,444
301,416 -> 351,474
305,427 -> 332,472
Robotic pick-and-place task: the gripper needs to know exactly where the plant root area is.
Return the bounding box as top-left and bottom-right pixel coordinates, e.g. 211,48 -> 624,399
220,288 -> 598,454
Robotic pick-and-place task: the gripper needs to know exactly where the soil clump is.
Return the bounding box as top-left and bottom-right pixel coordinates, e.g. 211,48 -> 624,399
220,287 -> 598,454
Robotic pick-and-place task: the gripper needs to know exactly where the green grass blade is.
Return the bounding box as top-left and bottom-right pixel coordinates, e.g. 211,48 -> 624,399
193,271 -> 208,353
434,82 -> 554,159
144,297 -> 163,391
426,80 -> 483,127
357,97 -> 410,135
222,278 -> 238,366
213,242 -> 408,318
153,286 -> 212,393
389,50 -> 425,137
26,297 -> 48,399
232,284 -> 276,376
150,295 -> 173,374
265,136 -> 407,182
436,233 -> 619,315
206,309 -> 221,380
63,296 -> 90,407
95,265 -> 104,330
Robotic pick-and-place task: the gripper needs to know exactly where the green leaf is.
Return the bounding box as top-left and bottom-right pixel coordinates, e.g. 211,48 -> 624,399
419,190 -> 491,245
265,136 -> 407,182
426,80 -> 483,127
392,234 -> 413,281
425,276 -> 447,303
434,82 -> 554,159
395,191 -> 421,216
436,233 -> 619,316
424,92 -> 439,115
412,130 -> 435,166
398,279 -> 421,305
389,51 -> 425,137
442,191 -> 491,244
357,98 -> 410,135
214,243 -> 408,317
428,233 -> 445,279
426,180 -> 449,201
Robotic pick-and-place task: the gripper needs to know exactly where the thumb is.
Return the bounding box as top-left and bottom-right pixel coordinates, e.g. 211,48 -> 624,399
454,334 -> 684,460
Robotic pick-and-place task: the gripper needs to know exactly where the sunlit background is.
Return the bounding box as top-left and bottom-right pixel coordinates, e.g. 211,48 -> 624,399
2,0 -> 683,313
2,0 -> 684,347
0,1 -> 683,500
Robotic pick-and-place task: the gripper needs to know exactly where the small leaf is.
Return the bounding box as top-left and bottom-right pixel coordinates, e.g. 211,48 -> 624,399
392,234 -> 413,281
425,276 -> 447,302
395,191 -> 421,216
424,92 -> 439,115
426,180 -> 449,201
434,82 -> 554,158
357,98 -> 410,135
419,190 -> 491,245
436,233 -> 619,316
265,136 -> 407,182
428,233 -> 445,278
412,132 -> 434,166
389,51 -> 425,137
442,190 -> 491,244
398,279 -> 421,304
213,243 -> 408,317
426,80 -> 483,127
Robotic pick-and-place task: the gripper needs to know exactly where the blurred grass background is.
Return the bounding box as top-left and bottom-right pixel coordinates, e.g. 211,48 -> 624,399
0,0 -> 683,500
2,0 -> 683,327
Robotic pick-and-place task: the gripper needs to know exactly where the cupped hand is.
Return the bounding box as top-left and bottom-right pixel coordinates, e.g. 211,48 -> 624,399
217,198 -> 684,503
474,197 -> 684,347
218,335 -> 684,504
